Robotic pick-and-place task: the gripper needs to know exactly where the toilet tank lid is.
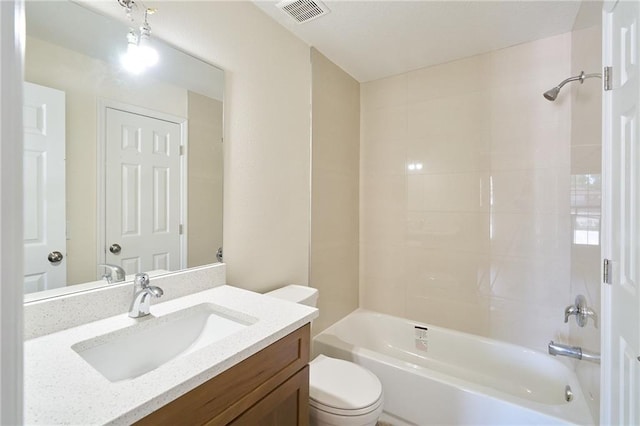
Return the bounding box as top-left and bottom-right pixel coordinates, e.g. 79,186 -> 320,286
264,285 -> 318,306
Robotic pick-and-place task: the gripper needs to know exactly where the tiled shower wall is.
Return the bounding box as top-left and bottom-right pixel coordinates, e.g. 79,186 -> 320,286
569,24 -> 602,422
360,32 -> 576,351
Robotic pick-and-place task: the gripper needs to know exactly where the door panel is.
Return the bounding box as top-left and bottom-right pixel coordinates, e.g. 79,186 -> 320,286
602,0 -> 640,423
23,82 -> 66,292
104,107 -> 182,275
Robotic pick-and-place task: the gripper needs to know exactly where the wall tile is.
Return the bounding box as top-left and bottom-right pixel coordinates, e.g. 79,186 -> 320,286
406,211 -> 490,253
361,135 -> 407,177
407,54 -> 491,103
571,145 -> 602,174
570,23 -> 602,424
360,30 -> 596,357
361,104 -> 408,143
421,173 -> 486,212
360,243 -> 406,314
405,295 -> 490,337
361,74 -> 408,111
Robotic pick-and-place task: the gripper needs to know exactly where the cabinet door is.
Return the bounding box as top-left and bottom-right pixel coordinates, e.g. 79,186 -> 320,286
135,325 -> 310,426
228,366 -> 309,426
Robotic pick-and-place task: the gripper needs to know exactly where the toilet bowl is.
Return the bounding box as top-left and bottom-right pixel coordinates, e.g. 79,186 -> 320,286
265,285 -> 383,426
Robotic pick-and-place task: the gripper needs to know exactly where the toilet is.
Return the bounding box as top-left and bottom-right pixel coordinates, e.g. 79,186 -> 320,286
265,285 -> 383,426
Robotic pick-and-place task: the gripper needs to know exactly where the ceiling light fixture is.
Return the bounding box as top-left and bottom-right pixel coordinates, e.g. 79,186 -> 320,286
118,0 -> 159,74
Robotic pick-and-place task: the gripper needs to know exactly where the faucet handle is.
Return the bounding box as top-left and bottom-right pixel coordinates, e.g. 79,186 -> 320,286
584,307 -> 598,328
98,263 -> 126,283
134,272 -> 150,288
564,294 -> 598,328
564,304 -> 578,323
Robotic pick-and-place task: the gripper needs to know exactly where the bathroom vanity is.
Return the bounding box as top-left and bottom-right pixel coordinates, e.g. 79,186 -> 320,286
137,324 -> 310,425
24,274 -> 317,425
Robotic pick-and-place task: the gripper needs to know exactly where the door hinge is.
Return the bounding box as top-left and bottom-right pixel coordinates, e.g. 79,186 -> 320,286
179,145 -> 185,156
603,258 -> 612,284
603,66 -> 612,91
179,224 -> 184,235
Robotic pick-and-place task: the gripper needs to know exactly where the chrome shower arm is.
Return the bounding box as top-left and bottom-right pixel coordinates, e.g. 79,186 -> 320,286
556,71 -> 602,90
544,70 -> 602,101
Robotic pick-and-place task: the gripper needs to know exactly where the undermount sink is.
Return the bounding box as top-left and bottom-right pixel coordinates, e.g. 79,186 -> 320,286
72,303 -> 257,382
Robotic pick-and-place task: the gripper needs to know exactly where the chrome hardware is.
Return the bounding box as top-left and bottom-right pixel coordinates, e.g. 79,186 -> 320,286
216,247 -> 223,262
109,243 -> 122,254
565,385 -> 573,402
603,258 -> 611,284
604,66 -> 612,91
98,264 -> 126,284
564,294 -> 598,328
128,273 -> 163,318
548,341 -> 601,364
47,251 -> 64,263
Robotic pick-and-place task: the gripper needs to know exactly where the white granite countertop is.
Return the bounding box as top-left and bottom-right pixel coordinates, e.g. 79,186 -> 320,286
24,285 -> 318,425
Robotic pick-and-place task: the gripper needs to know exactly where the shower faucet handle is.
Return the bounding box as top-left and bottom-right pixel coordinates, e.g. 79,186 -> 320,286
564,294 -> 598,328
564,304 -> 579,323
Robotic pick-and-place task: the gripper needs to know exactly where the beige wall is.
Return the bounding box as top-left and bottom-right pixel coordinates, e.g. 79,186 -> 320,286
310,49 -> 360,334
569,24 -> 602,423
78,1 -> 312,292
187,92 -> 223,268
25,36 -> 187,285
360,32 -> 574,351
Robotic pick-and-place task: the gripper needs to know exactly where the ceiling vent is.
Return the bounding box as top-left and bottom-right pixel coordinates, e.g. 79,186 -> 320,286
276,0 -> 330,24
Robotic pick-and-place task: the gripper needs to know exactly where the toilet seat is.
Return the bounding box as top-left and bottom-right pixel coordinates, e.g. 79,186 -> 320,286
309,355 -> 383,417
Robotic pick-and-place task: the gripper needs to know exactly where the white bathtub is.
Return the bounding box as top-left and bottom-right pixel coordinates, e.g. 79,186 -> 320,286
312,309 -> 594,425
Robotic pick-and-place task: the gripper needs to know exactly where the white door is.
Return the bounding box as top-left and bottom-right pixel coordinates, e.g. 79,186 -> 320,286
104,107 -> 182,275
23,82 -> 66,293
601,0 -> 640,424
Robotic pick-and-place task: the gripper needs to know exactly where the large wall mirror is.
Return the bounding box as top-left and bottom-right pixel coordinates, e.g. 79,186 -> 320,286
24,1 -> 224,301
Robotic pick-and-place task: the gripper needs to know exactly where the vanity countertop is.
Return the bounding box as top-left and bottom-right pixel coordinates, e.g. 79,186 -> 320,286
24,285 -> 318,425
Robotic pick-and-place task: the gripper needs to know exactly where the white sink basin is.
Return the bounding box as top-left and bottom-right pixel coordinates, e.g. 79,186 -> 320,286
72,303 -> 257,382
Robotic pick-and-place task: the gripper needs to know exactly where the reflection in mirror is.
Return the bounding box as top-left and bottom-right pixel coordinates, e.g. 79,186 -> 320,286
24,1 -> 224,301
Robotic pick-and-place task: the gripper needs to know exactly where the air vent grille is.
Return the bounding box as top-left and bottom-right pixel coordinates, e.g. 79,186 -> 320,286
277,0 -> 330,24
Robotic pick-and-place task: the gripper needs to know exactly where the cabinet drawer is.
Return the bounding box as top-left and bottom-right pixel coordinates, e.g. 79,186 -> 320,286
136,324 -> 310,426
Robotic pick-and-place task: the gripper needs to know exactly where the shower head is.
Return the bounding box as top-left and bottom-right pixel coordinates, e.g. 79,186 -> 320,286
543,71 -> 602,102
543,86 -> 561,101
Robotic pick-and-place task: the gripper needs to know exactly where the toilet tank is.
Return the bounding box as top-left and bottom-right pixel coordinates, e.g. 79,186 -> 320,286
265,285 -> 318,307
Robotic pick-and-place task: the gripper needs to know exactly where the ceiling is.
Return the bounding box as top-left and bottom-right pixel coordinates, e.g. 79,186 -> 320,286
253,0 -> 591,82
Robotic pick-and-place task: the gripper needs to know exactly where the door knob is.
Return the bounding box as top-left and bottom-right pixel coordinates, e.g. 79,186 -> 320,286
109,243 -> 122,254
47,251 -> 64,263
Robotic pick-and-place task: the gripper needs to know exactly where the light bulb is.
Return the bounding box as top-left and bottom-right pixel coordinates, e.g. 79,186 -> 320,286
121,36 -> 145,74
138,35 -> 159,67
138,19 -> 159,68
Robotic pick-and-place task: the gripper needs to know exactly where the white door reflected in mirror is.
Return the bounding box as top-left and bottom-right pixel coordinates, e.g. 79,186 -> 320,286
103,106 -> 184,275
23,82 -> 66,293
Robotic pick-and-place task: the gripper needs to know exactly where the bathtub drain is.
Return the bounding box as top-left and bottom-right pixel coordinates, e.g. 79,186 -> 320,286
565,385 -> 573,402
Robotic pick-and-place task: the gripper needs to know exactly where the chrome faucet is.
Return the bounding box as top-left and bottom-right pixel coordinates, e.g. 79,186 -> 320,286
128,273 -> 163,318
548,341 -> 600,364
98,264 -> 126,284
564,294 -> 598,328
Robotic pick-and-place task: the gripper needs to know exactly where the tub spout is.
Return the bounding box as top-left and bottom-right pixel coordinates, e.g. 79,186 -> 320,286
548,341 -> 600,364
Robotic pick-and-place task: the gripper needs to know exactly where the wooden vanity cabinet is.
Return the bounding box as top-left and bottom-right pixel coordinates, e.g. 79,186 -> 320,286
136,324 -> 310,426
